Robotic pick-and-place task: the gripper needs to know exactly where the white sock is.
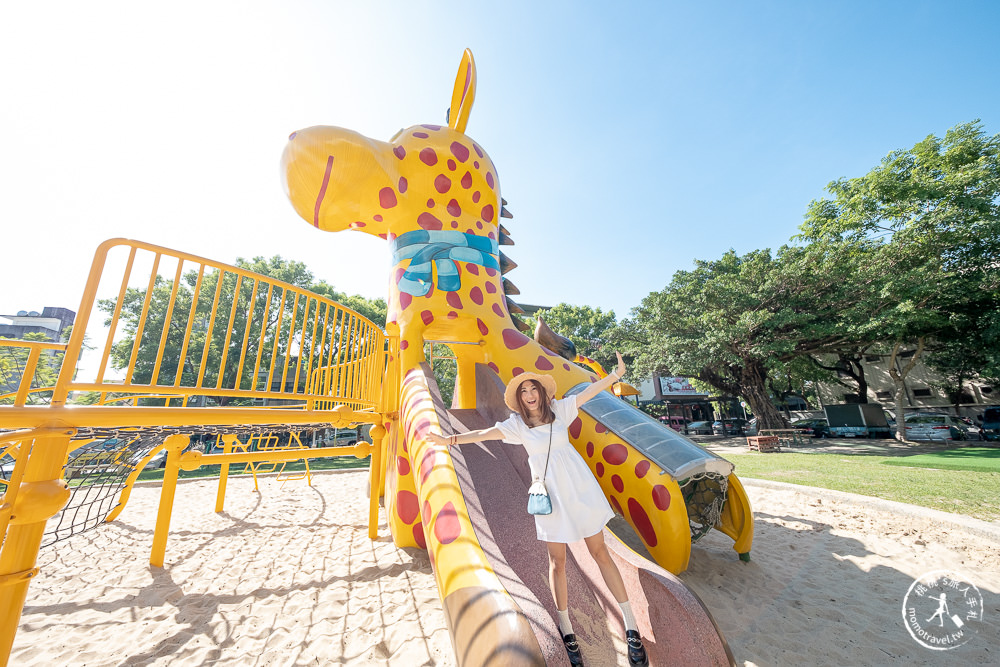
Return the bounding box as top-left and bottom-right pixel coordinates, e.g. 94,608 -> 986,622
619,600 -> 638,633
557,608 -> 574,636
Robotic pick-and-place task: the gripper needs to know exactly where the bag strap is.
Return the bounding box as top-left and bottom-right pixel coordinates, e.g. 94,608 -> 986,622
540,423 -> 553,481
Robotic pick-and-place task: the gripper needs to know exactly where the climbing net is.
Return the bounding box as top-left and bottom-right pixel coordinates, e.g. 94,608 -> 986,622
0,424 -> 334,548
679,472 -> 729,542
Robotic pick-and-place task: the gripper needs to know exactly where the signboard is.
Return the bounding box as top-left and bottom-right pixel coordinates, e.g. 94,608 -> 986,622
657,376 -> 708,397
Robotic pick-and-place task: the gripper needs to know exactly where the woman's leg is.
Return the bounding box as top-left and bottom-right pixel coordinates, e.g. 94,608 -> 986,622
545,541 -> 568,610
583,532 -> 628,603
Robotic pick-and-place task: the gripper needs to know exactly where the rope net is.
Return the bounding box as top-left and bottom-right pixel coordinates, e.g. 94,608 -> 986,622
679,472 -> 729,542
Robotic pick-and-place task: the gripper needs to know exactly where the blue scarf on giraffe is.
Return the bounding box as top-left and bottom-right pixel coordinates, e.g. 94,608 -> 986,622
391,230 -> 499,297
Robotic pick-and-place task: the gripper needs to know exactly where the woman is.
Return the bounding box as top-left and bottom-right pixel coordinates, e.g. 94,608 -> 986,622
427,352 -> 648,667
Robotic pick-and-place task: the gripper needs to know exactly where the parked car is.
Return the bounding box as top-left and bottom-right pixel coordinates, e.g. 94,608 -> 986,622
686,420 -> 714,435
956,417 -> 984,441
982,407 -> 1000,441
903,414 -> 968,441
658,416 -> 688,432
712,418 -> 749,436
789,418 -> 831,438
144,449 -> 168,469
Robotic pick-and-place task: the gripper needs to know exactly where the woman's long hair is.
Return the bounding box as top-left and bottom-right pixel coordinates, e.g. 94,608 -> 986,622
515,379 -> 555,425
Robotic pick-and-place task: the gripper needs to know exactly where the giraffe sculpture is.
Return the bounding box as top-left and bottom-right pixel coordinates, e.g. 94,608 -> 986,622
281,48 -> 752,604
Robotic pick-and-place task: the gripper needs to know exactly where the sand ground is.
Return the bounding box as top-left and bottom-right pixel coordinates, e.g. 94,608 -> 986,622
12,470 -> 1000,665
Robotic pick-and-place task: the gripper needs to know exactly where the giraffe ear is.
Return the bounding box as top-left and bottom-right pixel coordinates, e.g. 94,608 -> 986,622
448,49 -> 477,134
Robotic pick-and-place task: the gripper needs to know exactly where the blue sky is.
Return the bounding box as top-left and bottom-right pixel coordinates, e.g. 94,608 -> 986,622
2,0 -> 998,324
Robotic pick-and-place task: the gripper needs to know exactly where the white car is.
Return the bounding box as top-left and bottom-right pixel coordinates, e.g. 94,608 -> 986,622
903,414 -> 968,441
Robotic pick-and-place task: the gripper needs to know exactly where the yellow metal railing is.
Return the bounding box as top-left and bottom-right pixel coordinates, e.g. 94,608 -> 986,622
0,239 -> 395,665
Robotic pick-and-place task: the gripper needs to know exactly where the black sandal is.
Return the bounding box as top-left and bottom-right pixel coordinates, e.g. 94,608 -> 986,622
626,629 -> 648,667
562,633 -> 584,666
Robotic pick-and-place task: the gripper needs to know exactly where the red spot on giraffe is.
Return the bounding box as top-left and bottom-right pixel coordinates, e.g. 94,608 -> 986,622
398,177 -> 407,193
447,159 -> 457,171
488,362 -> 499,374
470,286 -> 484,305
418,212 -> 443,230
535,356 -> 554,371
481,204 -> 495,222
486,172 -> 495,188
446,292 -> 463,309
612,475 -> 624,493
610,496 -> 624,515
595,423 -> 608,434
473,143 -> 484,158
586,441 -> 594,457
419,449 -> 438,484
563,363 -> 572,371
602,443 -> 628,465
435,174 -> 451,193
596,462 -> 605,477
398,291 -> 412,311
476,221 -> 483,229
422,500 -> 432,525
420,148 -> 438,165
397,456 -> 411,476
420,310 -> 434,325
512,366 -> 524,376
373,215 -> 383,222
378,233 -> 388,240
413,131 -> 429,138
502,328 -> 530,350
393,146 -> 406,160
427,198 -> 435,208
635,460 -> 651,478
397,490 -> 418,524
474,161 -> 480,169
466,264 -> 479,275
400,340 -> 409,350
379,187 -> 397,209
461,172 -> 473,189
477,319 -> 489,335
434,502 -> 461,544
447,311 -> 458,319
652,485 -> 671,511
485,282 -> 497,294
485,267 -> 497,277
450,221 -> 458,229
473,191 -> 481,203
569,418 -> 583,439
422,124 -> 442,131
492,303 -> 505,318
412,523 -> 426,549
628,498 -> 658,547
451,142 -> 470,161
447,199 -> 462,217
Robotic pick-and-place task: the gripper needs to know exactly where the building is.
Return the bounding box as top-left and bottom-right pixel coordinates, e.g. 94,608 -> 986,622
0,307 -> 76,342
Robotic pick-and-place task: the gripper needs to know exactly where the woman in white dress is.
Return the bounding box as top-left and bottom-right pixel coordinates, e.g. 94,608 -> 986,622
427,352 -> 648,667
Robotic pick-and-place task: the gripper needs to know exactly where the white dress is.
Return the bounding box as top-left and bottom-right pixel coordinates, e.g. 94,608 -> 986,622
495,397 -> 615,543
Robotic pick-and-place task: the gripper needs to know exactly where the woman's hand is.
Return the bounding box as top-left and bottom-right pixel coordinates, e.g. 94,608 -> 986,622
613,351 -> 626,380
426,431 -> 450,447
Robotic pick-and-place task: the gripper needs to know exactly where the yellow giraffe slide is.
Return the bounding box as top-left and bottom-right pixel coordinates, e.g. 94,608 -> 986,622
282,49 -> 750,665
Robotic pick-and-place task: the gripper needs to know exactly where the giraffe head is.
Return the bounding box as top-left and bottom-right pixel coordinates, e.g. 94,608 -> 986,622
281,50 -> 501,243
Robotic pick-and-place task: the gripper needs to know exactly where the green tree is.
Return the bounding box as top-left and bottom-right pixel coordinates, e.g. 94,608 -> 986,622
531,303 -> 618,370
0,332 -> 64,404
798,120 -> 1000,436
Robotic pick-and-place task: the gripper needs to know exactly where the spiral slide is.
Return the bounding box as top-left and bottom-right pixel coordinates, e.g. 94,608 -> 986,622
394,362 -> 736,666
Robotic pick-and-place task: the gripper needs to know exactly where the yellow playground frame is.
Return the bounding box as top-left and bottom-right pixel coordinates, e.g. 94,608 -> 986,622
0,238 -> 398,665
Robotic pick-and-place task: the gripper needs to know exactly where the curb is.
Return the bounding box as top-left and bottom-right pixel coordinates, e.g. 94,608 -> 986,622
740,477 -> 1000,545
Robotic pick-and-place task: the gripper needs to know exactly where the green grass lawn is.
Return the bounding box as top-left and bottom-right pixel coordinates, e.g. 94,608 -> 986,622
881,447 -> 1000,473
725,453 -> 1000,522
134,456 -> 370,483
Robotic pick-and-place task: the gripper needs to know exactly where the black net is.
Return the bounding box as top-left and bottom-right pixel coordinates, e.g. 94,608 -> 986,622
679,473 -> 728,542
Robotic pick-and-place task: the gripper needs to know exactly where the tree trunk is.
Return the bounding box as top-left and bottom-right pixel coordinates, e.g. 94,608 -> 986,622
740,360 -> 785,429
888,338 -> 925,443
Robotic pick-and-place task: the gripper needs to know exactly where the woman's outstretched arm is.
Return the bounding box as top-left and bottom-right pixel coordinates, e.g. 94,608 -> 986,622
572,351 -> 627,409
427,426 -> 504,447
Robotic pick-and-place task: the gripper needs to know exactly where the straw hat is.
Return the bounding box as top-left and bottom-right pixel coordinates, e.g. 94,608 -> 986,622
503,372 -> 558,412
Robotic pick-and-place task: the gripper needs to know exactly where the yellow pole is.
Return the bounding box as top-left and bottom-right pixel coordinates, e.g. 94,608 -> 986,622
0,428 -> 73,666
149,434 -> 189,568
214,434 -> 239,513
367,424 -> 386,539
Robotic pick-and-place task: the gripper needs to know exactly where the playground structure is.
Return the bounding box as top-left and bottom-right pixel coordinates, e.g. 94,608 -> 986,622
0,50 -> 753,665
